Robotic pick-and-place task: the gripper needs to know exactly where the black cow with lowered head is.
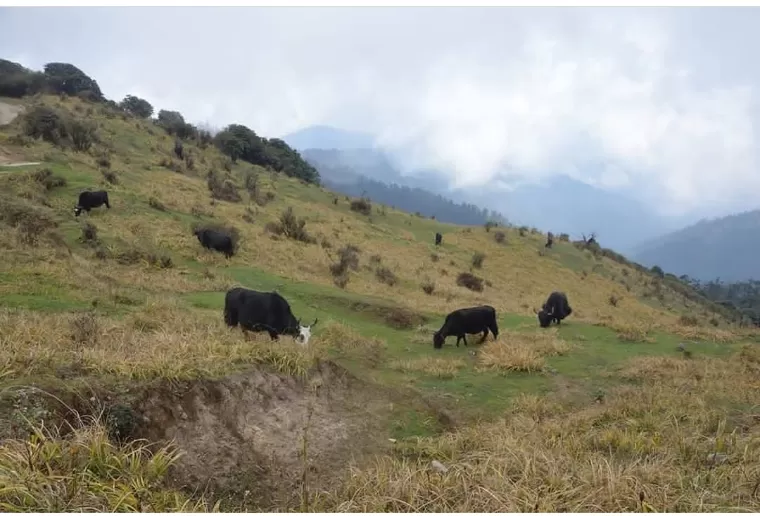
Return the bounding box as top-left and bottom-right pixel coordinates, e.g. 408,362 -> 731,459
74,190 -> 110,217
433,305 -> 499,349
536,291 -> 572,328
224,286 -> 318,345
193,226 -> 236,258
435,232 -> 442,245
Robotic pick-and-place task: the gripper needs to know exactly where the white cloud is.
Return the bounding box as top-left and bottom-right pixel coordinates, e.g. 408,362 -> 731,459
2,7 -> 759,218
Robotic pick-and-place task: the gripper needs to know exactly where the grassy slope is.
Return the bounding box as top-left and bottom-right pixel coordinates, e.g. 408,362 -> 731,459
1,95 -> 760,511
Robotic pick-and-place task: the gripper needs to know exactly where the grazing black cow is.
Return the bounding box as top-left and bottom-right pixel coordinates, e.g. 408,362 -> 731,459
193,227 -> 235,258
433,305 -> 499,349
74,190 -> 110,217
435,232 -> 442,246
223,287 -> 318,345
536,291 -> 573,328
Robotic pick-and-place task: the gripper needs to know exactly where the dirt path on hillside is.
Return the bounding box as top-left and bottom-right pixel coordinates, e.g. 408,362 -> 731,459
0,100 -> 39,167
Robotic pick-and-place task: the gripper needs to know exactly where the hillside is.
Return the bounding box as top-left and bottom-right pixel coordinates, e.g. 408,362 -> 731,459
1,60 -> 760,512
302,148 -> 508,226
633,209 -> 760,282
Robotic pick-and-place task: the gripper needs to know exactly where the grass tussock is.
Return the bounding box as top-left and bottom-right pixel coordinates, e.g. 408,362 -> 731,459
0,419 -> 213,512
477,330 -> 570,373
389,356 -> 467,379
314,320 -> 386,361
313,347 -> 760,512
0,303 -> 321,382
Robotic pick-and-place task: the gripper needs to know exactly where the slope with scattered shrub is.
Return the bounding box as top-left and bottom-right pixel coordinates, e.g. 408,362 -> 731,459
0,68 -> 758,511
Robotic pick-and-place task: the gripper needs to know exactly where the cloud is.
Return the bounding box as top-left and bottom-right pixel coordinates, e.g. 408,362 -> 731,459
1,7 -> 759,218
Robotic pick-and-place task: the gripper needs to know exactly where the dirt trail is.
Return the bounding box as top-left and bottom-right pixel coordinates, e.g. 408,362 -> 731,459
0,100 -> 40,167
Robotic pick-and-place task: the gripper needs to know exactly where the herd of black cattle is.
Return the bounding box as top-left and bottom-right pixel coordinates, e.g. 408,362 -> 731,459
73,189 -> 574,349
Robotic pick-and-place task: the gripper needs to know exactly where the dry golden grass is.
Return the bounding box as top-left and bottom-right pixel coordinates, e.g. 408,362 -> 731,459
0,300 -> 324,381
0,418 -> 215,512
389,357 -> 468,379
312,348 -> 760,512
477,329 -> 571,373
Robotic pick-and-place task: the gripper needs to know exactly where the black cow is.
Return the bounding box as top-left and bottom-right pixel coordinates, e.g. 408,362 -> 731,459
74,190 -> 110,217
193,227 -> 235,258
536,291 -> 573,328
433,305 -> 499,349
224,287 -> 318,344
435,232 -> 442,246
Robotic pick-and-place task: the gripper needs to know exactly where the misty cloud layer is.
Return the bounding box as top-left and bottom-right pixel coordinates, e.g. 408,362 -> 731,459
2,6 -> 759,219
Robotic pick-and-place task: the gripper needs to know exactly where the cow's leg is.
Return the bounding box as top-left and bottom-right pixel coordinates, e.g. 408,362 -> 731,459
479,329 -> 488,343
455,335 -> 460,347
462,335 -> 468,347
268,330 -> 279,341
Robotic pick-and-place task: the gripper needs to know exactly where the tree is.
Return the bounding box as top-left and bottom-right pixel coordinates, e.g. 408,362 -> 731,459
43,62 -> 104,101
119,94 -> 153,118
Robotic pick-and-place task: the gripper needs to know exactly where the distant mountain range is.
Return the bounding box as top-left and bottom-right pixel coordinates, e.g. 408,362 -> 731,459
631,209 -> 760,282
282,125 -> 693,255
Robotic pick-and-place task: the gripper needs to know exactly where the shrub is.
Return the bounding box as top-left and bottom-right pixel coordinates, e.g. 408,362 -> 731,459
484,221 -> 497,232
679,314 -> 700,327
329,244 -> 361,285
0,195 -> 58,246
472,252 -> 486,269
518,226 -> 528,236
421,279 -> 435,295
608,294 -> 620,307
80,221 -> 98,244
350,197 -> 372,216
30,168 -> 66,190
22,105 -> 69,145
101,169 -> 118,184
457,271 -> 484,292
559,233 -> 570,242
493,231 -> 506,244
265,207 -> 316,244
148,197 -> 167,212
206,170 -> 241,203
375,266 -> 398,286
70,119 -> 97,152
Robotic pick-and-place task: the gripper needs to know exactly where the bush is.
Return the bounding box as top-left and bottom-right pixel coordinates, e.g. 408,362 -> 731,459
265,207 -> 316,244
559,233 -> 570,242
375,266 -> 398,287
421,279 -> 435,295
472,252 -> 486,269
457,271 -> 484,292
493,231 -> 506,244
148,197 -> 167,212
70,119 -> 97,152
329,244 -> 361,288
608,294 -> 620,307
350,197 -> 372,216
80,221 -> 98,244
0,195 -> 58,246
101,169 -> 118,184
30,168 -> 66,191
484,221 -> 497,232
206,170 -> 241,203
22,105 -> 69,145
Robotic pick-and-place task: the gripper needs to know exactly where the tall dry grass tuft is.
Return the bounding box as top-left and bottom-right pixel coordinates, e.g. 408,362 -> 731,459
477,329 -> 571,373
312,347 -> 760,512
389,356 -> 467,379
0,419 -> 214,511
0,303 -> 323,381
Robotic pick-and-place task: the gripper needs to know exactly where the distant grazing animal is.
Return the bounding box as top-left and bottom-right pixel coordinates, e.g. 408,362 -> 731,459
545,232 -> 554,249
435,232 -> 442,246
223,286 -> 317,345
74,190 -> 110,217
433,305 -> 499,349
193,227 -> 235,258
536,291 -> 572,328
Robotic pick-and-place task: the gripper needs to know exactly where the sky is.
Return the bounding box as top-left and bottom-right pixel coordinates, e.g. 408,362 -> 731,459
2,6 -> 760,220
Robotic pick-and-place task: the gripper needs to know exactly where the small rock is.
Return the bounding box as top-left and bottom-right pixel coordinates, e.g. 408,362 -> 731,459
706,452 -> 728,465
430,460 -> 448,473
388,438 -> 397,443
677,342 -> 686,351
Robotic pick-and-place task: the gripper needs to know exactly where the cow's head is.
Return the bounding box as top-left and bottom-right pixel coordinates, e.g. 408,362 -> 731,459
432,331 -> 445,349
537,309 -> 553,328
73,206 -> 83,217
295,318 -> 318,346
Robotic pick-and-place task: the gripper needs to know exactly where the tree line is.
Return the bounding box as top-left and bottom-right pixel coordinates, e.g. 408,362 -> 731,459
0,58 -> 319,185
